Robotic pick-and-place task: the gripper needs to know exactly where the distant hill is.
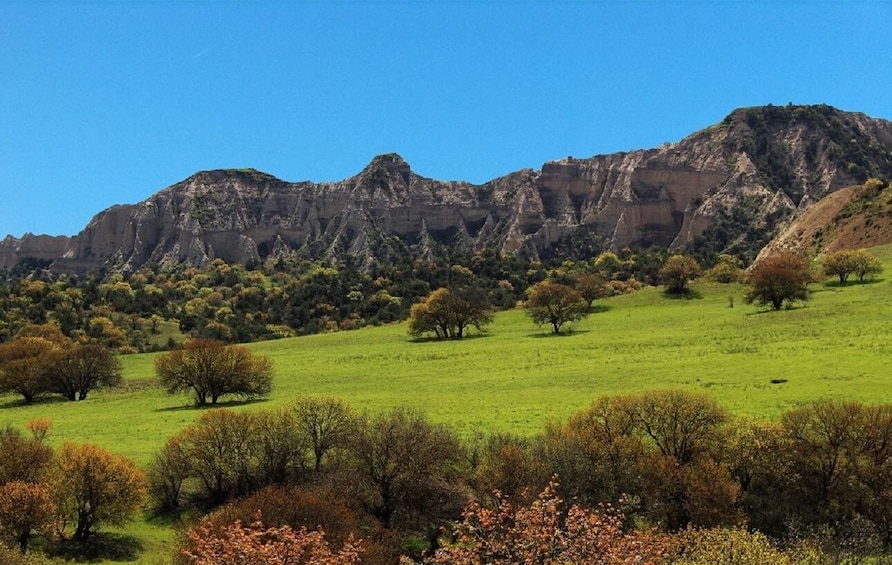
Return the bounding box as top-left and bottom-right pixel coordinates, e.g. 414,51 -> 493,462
3,104 -> 892,274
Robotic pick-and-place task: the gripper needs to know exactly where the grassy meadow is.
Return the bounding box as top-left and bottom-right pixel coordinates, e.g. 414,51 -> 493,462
2,244 -> 892,563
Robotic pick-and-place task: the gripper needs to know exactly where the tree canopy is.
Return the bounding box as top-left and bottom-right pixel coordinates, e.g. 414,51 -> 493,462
155,339 -> 273,405
524,281 -> 589,334
744,252 -> 812,310
659,255 -> 702,294
407,287 -> 493,339
50,443 -> 147,542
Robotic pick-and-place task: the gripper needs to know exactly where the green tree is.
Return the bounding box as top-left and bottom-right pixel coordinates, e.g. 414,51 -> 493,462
744,252 -> 812,310
147,437 -> 192,511
524,281 -> 588,334
850,248 -> 883,282
174,410 -> 261,505
668,526 -> 793,565
822,250 -> 858,284
155,338 -> 273,405
705,254 -> 745,283
407,287 -> 493,339
659,255 -> 702,294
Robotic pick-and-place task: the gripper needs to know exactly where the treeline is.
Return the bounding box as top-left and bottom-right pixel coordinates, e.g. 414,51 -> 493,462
139,392 -> 892,563
0,247 -> 671,350
1,394 -> 889,562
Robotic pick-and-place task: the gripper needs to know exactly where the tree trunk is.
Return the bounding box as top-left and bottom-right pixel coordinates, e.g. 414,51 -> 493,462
73,513 -> 92,541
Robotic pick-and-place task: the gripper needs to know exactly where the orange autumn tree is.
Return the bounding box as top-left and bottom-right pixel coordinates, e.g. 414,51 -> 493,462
50,443 -> 147,541
182,514 -> 362,565
426,480 -> 667,564
0,481 -> 56,553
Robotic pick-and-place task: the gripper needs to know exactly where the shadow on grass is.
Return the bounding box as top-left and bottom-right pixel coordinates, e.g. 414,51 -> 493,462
154,397 -> 270,412
744,304 -> 808,316
145,505 -> 193,527
407,332 -> 492,344
0,395 -> 69,409
529,329 -> 591,338
662,288 -> 703,300
45,532 -> 143,563
822,277 -> 886,289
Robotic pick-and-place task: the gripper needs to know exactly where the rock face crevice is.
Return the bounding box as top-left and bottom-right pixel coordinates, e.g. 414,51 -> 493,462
3,105 -> 892,273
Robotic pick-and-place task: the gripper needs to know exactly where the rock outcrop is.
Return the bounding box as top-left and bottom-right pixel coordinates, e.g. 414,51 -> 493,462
3,104 -> 892,273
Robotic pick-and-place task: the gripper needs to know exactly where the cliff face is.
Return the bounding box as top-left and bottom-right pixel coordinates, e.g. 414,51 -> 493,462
4,104 -> 892,273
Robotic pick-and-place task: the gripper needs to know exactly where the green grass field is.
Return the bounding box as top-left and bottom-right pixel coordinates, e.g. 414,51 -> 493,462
2,244 -> 892,563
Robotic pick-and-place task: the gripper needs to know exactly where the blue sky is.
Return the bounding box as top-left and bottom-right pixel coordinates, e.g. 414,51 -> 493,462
2,1 -> 890,237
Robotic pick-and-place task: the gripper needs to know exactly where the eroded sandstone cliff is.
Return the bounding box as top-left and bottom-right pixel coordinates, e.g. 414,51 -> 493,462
3,104 -> 891,273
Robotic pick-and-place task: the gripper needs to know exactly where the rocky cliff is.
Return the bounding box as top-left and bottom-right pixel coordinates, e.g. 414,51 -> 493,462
3,104 -> 892,273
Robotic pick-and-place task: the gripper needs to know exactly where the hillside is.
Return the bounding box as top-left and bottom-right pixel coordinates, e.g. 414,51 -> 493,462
2,104 -> 891,274
761,178 -> 892,258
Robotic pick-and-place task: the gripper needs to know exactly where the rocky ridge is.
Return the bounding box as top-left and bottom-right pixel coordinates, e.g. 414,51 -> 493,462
3,104 -> 892,273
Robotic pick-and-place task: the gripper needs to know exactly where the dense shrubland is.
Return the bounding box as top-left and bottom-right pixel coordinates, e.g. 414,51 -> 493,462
128,393 -> 892,563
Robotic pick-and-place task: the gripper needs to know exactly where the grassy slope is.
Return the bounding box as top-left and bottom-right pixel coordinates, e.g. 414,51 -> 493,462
2,244 -> 891,563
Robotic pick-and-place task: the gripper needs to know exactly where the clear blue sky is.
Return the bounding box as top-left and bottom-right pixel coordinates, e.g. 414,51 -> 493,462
2,1 -> 890,237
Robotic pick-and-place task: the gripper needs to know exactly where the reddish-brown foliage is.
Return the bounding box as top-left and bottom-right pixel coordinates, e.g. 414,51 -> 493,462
182,513 -> 362,565
0,481 -> 56,552
427,480 -> 667,564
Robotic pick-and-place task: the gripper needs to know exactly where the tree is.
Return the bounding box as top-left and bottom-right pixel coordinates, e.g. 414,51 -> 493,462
147,436 -> 192,511
252,408 -> 307,486
705,254 -> 745,283
425,480 -> 667,564
850,248 -> 883,282
744,252 -> 812,310
574,273 -> 606,309
407,287 -> 493,339
182,514 -> 363,565
541,395 -> 645,508
50,443 -> 147,542
0,481 -> 56,553
0,542 -> 50,564
0,427 -> 53,486
351,407 -> 467,530
175,410 -> 261,505
0,337 -> 59,403
659,255 -> 702,294
44,344 -> 122,401
155,338 -> 273,405
822,250 -> 858,284
779,401 -> 892,533
293,397 -> 357,473
524,281 -> 589,334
